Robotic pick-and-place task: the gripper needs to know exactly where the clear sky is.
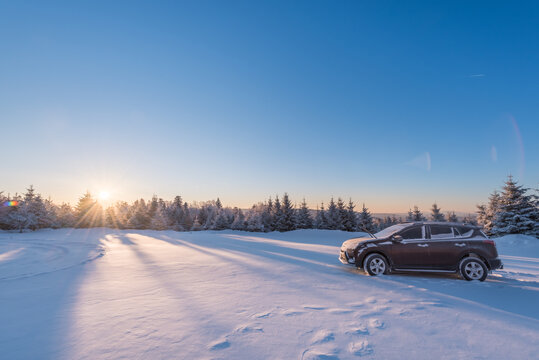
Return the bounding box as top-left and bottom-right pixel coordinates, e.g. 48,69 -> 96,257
1,0 -> 538,213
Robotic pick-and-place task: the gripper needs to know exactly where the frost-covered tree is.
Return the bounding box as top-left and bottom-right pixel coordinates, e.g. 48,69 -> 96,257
261,197 -> 274,232
56,203 -> 76,228
326,198 -> 340,230
342,199 -> 358,232
430,203 -> 445,221
214,210 -> 232,230
491,176 -> 538,236
128,199 -> 150,229
447,212 -> 458,223
358,203 -> 375,233
482,191 -> 501,235
277,193 -> 296,232
273,195 -> 284,231
315,203 -> 329,229
412,206 -> 425,221
76,191 -> 103,228
336,198 -> 347,230
181,203 -> 193,230
150,203 -> 169,230
296,198 -> 313,229
406,208 -> 414,222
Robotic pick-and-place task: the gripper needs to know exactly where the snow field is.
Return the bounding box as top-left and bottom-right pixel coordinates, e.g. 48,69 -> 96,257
0,229 -> 538,359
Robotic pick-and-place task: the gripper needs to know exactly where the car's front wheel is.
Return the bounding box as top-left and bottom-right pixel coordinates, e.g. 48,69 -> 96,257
459,257 -> 488,281
364,253 -> 389,276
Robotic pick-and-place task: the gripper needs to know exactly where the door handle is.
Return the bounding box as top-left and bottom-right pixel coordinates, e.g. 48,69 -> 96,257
417,244 -> 429,247
455,243 -> 466,247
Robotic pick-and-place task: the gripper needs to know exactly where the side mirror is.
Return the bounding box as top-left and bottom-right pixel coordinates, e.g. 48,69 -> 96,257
392,235 -> 403,242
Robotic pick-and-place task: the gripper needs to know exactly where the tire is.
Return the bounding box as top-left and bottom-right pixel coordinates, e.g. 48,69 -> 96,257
364,253 -> 389,276
459,257 -> 488,281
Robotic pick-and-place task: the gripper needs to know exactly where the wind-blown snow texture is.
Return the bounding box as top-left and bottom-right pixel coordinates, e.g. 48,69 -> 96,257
1,229 -> 538,359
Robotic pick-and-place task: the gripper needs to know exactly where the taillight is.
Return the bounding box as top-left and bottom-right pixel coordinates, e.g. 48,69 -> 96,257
483,239 -> 496,247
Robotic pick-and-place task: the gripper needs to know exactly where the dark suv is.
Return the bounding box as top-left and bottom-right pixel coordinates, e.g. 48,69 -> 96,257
339,222 -> 503,281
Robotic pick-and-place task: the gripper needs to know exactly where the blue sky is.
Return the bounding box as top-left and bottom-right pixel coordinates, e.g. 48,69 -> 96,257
1,0 -> 538,213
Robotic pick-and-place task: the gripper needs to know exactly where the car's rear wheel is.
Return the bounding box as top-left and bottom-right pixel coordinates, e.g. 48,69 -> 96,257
364,253 -> 389,276
459,257 -> 488,281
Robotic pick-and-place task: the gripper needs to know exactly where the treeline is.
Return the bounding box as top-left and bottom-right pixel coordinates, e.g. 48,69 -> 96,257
0,189 -> 387,233
2,177 -> 536,237
0,188 -> 466,233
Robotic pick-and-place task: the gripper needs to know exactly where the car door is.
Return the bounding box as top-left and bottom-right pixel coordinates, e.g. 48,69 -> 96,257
390,225 -> 430,268
426,224 -> 461,270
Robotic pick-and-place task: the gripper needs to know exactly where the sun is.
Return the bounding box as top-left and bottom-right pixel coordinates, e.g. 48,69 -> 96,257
98,191 -> 110,202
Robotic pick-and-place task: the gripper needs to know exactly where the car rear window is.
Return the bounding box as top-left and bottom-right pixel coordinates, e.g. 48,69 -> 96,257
430,225 -> 453,239
454,226 -> 474,237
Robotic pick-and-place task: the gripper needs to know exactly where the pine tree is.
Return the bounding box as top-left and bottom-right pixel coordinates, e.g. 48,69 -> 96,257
215,198 -> 222,210
326,198 -> 339,230
214,210 -> 232,230
492,176 -> 538,236
343,199 -> 358,232
128,199 -> 150,229
273,195 -> 284,231
181,203 -> 193,230
277,193 -> 296,232
168,196 -> 184,230
406,208 -> 414,222
430,203 -> 445,221
315,203 -> 329,229
447,212 -> 458,222
412,206 -> 424,221
150,204 -> 168,230
261,197 -> 274,232
296,198 -> 313,229
76,191 -> 102,228
336,198 -> 347,230
484,191 -> 501,234
358,203 -> 375,233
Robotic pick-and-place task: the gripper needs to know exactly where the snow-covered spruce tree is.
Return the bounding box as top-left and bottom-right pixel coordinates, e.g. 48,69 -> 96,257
261,197 -> 274,232
277,193 -> 296,232
447,212 -> 458,223
358,203 -> 375,233
476,204 -> 488,228
167,196 -> 184,231
150,203 -> 169,230
246,204 -> 265,232
412,206 -> 425,221
55,203 -> 76,228
343,199 -> 358,232
314,203 -> 329,229
296,198 -> 313,229
336,198 -> 347,231
406,208 -> 414,222
76,191 -> 103,228
181,203 -> 193,230
272,195 -> 284,231
214,209 -> 232,230
128,199 -> 150,229
430,203 -> 445,221
326,198 -> 339,230
482,191 -> 501,235
491,176 -> 538,237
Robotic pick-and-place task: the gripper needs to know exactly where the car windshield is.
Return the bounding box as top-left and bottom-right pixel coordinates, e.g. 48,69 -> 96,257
373,224 -> 411,238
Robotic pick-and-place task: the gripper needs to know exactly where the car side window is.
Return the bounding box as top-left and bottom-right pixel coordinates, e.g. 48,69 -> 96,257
430,225 -> 453,239
400,226 -> 423,240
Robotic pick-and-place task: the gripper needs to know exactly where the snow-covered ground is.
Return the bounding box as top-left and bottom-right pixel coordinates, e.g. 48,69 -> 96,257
1,229 -> 538,359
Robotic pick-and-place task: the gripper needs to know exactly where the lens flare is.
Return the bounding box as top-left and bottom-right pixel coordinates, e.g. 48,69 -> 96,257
3,201 -> 19,207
